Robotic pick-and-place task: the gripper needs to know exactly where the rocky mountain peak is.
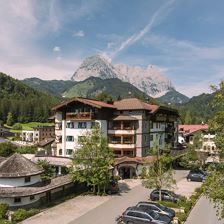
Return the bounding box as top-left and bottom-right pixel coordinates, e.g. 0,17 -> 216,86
71,55 -> 174,97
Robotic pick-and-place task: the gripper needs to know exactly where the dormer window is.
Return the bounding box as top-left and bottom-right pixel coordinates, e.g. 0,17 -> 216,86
25,176 -> 31,183
14,197 -> 21,203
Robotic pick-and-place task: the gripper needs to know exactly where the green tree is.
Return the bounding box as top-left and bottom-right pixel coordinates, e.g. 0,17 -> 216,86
0,142 -> 17,157
203,80 -> 224,218
37,159 -> 55,182
95,92 -> 113,103
6,112 -> 13,126
70,126 -> 114,194
184,110 -> 193,124
16,145 -> 38,154
142,155 -> 176,201
143,141 -> 176,201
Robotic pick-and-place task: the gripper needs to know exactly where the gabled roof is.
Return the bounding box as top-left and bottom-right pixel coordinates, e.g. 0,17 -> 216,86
52,97 -> 115,111
38,138 -> 55,147
0,154 -> 44,178
113,98 -> 151,110
179,124 -> 209,136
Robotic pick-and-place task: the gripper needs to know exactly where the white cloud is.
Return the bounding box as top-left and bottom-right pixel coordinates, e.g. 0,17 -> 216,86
109,0 -> 176,59
53,46 -> 61,52
73,30 -> 85,37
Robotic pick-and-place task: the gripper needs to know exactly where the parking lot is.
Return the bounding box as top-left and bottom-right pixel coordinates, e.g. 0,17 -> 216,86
23,170 -> 200,224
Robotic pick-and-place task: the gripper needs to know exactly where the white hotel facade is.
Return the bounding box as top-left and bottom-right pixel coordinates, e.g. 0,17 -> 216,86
52,97 -> 179,178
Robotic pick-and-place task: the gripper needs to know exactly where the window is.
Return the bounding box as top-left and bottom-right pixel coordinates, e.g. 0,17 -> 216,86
30,195 -> 35,200
150,122 -> 153,129
78,122 -> 87,129
66,136 -> 74,142
150,135 -> 153,141
123,150 -> 133,156
66,149 -> 73,155
156,123 -> 159,129
25,176 -> 31,183
59,149 -> 62,155
66,122 -> 74,129
14,197 -> 21,203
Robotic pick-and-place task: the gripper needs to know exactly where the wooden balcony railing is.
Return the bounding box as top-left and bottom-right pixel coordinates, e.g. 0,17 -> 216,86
66,112 -> 95,120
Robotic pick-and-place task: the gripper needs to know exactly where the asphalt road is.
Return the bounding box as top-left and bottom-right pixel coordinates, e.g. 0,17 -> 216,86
186,196 -> 223,224
69,170 -> 188,224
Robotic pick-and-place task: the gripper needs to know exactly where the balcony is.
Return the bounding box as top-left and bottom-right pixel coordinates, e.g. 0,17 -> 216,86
66,112 -> 95,120
108,128 -> 135,135
108,143 -> 135,149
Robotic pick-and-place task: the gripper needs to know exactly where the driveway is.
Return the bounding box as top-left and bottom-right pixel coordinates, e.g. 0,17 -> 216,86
23,170 -> 194,224
186,196 -> 223,224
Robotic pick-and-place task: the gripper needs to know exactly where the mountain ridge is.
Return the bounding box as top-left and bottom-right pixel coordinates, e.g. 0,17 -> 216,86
71,55 -> 174,97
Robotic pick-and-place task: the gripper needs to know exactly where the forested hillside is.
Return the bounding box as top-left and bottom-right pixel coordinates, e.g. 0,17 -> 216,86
0,73 -> 59,123
22,78 -> 75,96
179,93 -> 216,124
63,76 -> 151,99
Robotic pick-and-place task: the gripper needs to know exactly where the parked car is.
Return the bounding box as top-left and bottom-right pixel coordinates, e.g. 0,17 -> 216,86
150,189 -> 179,203
136,201 -> 175,219
187,170 -> 206,182
106,180 -> 119,194
116,206 -> 172,224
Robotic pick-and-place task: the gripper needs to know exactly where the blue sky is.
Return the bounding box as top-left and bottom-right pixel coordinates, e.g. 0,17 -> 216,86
0,0 -> 224,97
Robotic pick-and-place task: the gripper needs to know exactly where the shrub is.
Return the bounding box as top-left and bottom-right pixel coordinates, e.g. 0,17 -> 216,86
12,208 -> 40,222
0,220 -> 11,224
12,209 -> 27,222
27,209 -> 40,217
0,204 -> 9,219
176,212 -> 187,222
157,201 -> 179,208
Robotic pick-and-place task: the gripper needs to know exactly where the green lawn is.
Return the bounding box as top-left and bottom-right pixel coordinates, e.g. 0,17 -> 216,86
5,122 -> 54,133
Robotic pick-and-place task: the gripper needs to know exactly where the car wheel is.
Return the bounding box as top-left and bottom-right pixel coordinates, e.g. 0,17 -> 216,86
187,178 -> 191,182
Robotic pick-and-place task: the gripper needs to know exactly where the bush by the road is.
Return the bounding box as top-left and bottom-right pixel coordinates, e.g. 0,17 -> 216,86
12,208 -> 40,222
0,204 -> 9,220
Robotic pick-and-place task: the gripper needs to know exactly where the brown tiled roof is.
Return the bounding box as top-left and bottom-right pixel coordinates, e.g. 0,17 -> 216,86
38,138 -> 55,147
52,97 -> 115,110
0,154 -> 44,178
113,98 -> 162,114
115,156 -> 157,165
0,175 -> 72,197
179,124 -> 209,136
112,115 -> 138,121
32,156 -> 72,167
113,98 -> 150,110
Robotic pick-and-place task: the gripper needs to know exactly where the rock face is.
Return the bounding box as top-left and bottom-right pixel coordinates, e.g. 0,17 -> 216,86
71,55 -> 174,97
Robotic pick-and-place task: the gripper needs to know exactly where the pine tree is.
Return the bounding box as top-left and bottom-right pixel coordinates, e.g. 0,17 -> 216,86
6,112 -> 14,126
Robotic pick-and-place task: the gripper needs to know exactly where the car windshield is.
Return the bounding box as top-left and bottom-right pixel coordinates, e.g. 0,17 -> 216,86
157,204 -> 166,211
146,210 -> 160,220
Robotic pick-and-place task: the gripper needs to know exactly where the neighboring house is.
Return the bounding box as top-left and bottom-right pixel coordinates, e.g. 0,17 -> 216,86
201,134 -> 217,155
37,138 -> 55,154
178,124 -> 209,144
21,130 -> 36,142
33,126 -> 55,142
178,124 -> 217,154
21,126 -> 55,143
52,97 -> 179,179
0,154 -> 75,208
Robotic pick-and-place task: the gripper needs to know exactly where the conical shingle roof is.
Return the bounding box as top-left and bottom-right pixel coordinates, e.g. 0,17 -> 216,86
0,153 -> 44,177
